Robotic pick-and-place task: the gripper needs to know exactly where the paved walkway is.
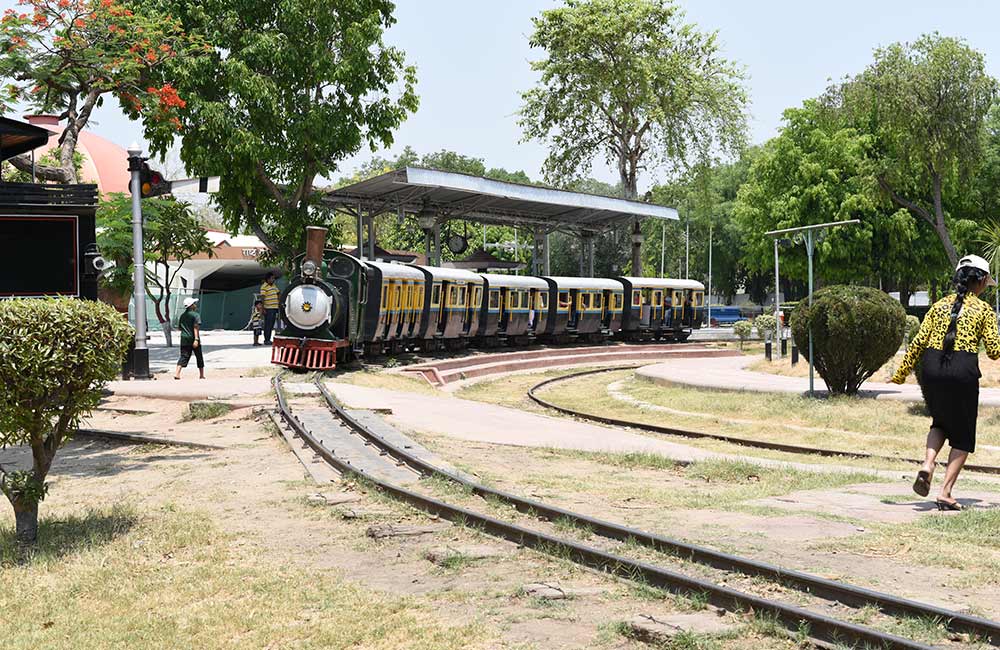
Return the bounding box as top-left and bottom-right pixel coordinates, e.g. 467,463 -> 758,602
325,382 -> 956,483
636,355 -> 1000,406
146,330 -> 273,372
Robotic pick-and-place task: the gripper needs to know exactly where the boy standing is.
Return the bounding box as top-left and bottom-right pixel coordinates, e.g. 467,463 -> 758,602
250,299 -> 264,346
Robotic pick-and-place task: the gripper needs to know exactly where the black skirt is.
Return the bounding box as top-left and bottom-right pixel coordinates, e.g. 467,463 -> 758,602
919,349 -> 980,453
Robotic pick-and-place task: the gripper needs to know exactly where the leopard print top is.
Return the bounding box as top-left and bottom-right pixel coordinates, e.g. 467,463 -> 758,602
892,293 -> 1000,383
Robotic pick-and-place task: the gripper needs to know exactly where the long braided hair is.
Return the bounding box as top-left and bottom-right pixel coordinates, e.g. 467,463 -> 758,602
943,265 -> 988,356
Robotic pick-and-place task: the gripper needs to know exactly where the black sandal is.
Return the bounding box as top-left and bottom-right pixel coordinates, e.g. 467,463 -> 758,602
936,499 -> 963,511
913,470 -> 931,497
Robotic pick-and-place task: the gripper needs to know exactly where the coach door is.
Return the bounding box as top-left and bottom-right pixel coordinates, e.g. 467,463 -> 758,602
651,289 -> 663,326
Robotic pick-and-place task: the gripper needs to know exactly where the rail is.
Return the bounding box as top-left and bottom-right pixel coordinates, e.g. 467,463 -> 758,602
272,375 -> 1000,647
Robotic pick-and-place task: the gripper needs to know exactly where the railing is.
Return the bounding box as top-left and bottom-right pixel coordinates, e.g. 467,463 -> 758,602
0,182 -> 98,206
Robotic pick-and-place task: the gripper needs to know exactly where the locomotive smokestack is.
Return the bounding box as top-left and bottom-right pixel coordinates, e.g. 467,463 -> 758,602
305,226 -> 327,267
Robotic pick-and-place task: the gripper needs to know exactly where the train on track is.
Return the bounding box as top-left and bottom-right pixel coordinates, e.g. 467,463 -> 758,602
272,226 -> 705,371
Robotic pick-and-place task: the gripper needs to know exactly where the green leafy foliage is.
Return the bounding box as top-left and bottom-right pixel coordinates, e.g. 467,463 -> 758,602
138,0 -> 418,268
0,298 -> 132,542
0,0 -> 205,182
831,33 -> 999,267
790,286 -> 906,395
732,320 -> 752,349
754,314 -> 776,339
520,0 -> 748,198
905,315 -> 921,343
97,194 -> 213,342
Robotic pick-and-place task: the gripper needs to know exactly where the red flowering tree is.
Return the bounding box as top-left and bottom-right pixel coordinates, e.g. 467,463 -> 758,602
0,0 -> 205,183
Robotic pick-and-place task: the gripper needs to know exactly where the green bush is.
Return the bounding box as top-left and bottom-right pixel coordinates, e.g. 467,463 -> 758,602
0,298 -> 133,544
754,314 -> 777,339
790,286 -> 906,395
904,314 -> 921,344
733,320 -> 752,349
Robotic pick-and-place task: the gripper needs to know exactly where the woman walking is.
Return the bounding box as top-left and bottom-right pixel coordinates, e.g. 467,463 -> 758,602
892,254 -> 1000,510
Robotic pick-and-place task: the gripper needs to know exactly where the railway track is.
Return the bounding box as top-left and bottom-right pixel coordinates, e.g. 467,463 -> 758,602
274,374 -> 1000,649
527,366 -> 1000,475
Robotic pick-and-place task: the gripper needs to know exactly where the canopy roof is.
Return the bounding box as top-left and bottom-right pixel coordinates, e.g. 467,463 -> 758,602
444,248 -> 525,271
323,166 -> 678,235
0,117 -> 51,161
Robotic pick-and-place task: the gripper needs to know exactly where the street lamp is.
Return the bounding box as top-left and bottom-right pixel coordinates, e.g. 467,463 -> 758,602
772,237 -> 792,355
765,219 -> 861,396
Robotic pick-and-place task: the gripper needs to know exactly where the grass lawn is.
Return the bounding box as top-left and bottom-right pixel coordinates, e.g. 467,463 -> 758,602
0,503 -> 480,650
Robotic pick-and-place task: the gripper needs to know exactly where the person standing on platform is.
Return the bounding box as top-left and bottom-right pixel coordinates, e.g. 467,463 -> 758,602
260,272 -> 280,345
175,297 -> 205,380
891,254 -> 1000,510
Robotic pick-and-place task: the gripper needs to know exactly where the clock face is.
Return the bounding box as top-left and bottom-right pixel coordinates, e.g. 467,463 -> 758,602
329,257 -> 356,278
447,234 -> 468,254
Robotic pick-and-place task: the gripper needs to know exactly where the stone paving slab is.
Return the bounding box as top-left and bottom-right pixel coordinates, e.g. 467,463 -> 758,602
293,407 -> 420,485
636,355 -> 1000,406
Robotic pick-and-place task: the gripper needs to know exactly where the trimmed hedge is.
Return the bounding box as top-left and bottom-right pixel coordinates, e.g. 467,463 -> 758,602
733,320 -> 752,349
790,286 -> 906,395
754,314 -> 777,339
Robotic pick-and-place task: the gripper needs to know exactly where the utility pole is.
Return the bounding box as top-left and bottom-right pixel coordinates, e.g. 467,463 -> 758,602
685,222 -> 690,279
660,222 -> 665,278
127,143 -> 151,380
707,222 -> 713,328
773,238 -> 781,355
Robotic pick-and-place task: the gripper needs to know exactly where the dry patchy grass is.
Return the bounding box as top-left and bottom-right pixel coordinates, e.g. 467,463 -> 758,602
0,502 -> 482,650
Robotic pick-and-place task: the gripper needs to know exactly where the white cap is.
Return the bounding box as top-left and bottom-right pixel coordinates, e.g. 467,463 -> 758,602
183,297 -> 199,308
957,254 -> 997,287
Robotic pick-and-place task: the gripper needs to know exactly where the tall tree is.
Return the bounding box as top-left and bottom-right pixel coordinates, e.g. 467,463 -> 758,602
0,0 -> 203,182
519,0 -> 748,201
830,33 -> 999,266
138,0 -> 418,267
97,194 -> 213,346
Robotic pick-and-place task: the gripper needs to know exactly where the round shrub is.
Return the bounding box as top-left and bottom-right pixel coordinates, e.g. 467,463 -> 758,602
904,314 -> 921,344
790,286 -> 906,395
732,320 -> 752,349
754,314 -> 777,339
0,298 -> 133,543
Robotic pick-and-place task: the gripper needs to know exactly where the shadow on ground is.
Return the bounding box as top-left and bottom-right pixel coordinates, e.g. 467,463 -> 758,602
0,504 -> 138,565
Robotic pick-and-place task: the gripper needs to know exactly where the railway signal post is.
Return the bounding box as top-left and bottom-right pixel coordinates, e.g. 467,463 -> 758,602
765,219 -> 860,396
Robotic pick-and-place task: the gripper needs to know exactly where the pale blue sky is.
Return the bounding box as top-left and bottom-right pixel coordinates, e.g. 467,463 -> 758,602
11,0 -> 1000,190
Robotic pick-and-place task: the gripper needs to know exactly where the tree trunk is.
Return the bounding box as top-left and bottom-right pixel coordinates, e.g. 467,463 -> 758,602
12,498 -> 38,545
931,173 -> 958,268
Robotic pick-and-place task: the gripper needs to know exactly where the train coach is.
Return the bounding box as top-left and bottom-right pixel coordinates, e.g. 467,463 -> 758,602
271,226 -> 707,371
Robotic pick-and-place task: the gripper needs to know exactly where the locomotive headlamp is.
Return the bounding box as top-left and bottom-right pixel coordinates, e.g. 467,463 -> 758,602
301,260 -> 318,278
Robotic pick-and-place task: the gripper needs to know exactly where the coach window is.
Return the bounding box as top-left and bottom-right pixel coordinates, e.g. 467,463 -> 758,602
613,293 -> 623,310
558,291 -> 570,310
632,290 -> 641,307
489,290 -> 500,310
431,284 -> 441,307
457,286 -> 467,306
472,286 -> 482,308
538,293 -> 549,310
578,292 -> 591,311
594,292 -> 603,310
380,286 -> 387,310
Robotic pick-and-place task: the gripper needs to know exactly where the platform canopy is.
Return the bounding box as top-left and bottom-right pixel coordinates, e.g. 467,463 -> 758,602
321,166 -> 677,235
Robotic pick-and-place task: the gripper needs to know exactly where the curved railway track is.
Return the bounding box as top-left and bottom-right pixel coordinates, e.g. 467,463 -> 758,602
273,374 -> 1000,649
527,366 -> 1000,475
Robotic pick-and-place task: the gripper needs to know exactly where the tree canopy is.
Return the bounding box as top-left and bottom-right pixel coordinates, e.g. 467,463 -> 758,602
519,0 -> 748,199
137,0 -> 418,266
0,0 -> 204,182
829,33 -> 999,266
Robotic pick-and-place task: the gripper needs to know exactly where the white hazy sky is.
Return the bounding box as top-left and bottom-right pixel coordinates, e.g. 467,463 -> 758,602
10,0 -> 1000,190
